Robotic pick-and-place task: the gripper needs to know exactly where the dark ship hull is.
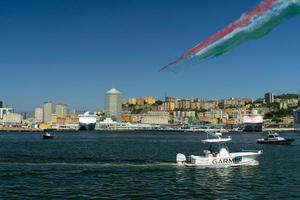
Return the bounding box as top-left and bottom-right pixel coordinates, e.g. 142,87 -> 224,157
243,123 -> 263,132
79,123 -> 96,131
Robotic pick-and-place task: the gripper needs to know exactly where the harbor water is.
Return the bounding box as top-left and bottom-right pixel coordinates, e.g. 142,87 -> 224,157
0,131 -> 299,199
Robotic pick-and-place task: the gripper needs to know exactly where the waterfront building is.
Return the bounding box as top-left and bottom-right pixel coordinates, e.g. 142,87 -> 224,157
43,101 -> 55,124
34,107 -> 43,123
0,108 -> 13,119
105,88 -> 122,122
141,111 -> 169,125
265,92 -> 274,103
3,112 -> 22,124
55,104 -> 68,118
294,108 -> 300,131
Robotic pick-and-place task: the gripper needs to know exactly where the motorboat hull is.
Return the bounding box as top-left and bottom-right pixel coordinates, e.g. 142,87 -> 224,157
176,151 -> 262,168
43,135 -> 53,139
257,138 -> 294,145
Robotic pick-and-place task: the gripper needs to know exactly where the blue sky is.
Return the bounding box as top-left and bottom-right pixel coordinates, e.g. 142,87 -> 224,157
1,0 -> 300,112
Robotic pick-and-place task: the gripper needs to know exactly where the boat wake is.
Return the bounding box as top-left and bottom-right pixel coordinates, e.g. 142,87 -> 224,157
0,161 -> 177,168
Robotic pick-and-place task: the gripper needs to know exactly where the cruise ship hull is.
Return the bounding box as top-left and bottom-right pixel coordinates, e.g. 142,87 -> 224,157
79,123 -> 96,131
243,123 -> 263,132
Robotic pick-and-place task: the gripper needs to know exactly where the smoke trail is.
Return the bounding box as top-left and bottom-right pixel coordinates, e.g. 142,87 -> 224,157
161,0 -> 300,71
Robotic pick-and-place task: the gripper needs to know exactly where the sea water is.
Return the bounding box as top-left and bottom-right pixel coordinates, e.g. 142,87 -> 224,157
0,131 -> 299,199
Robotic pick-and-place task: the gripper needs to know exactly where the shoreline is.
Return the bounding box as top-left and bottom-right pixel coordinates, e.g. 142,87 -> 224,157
0,127 -> 297,133
0,127 -> 43,132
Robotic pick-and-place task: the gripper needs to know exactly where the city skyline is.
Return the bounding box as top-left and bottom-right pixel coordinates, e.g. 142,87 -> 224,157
0,88 -> 300,114
1,0 -> 300,111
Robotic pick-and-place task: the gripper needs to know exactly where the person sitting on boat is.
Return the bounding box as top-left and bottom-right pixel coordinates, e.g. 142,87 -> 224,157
208,145 -> 218,157
208,145 -> 214,153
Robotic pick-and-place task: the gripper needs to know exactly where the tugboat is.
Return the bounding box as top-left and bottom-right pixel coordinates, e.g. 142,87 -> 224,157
176,132 -> 262,167
257,132 -> 294,145
43,132 -> 54,139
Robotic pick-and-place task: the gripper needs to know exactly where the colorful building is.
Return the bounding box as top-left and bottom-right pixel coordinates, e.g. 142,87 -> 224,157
145,96 -> 155,105
34,107 -> 43,123
128,98 -> 137,105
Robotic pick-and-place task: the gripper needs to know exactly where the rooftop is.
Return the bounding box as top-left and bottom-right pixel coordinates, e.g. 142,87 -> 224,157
106,88 -> 121,94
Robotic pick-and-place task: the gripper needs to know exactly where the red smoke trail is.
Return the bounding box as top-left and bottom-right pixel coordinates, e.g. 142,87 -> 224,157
161,0 -> 278,71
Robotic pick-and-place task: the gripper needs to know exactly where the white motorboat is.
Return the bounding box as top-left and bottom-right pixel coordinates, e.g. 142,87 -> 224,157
176,132 -> 262,167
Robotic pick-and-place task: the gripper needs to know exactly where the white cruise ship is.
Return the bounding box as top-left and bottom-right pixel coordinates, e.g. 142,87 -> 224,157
243,110 -> 263,132
78,111 -> 97,131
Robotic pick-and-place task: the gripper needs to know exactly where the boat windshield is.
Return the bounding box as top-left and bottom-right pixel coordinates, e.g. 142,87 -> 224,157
268,134 -> 278,138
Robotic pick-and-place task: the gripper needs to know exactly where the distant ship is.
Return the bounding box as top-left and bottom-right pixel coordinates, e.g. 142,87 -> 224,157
78,111 -> 97,131
243,110 -> 263,132
294,108 -> 300,131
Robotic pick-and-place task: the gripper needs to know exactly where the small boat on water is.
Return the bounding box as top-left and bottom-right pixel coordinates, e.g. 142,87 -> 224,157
257,132 -> 294,145
176,132 -> 262,168
43,132 -> 54,139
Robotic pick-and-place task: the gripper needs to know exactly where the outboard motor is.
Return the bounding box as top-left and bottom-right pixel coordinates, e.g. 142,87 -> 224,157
176,153 -> 186,165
